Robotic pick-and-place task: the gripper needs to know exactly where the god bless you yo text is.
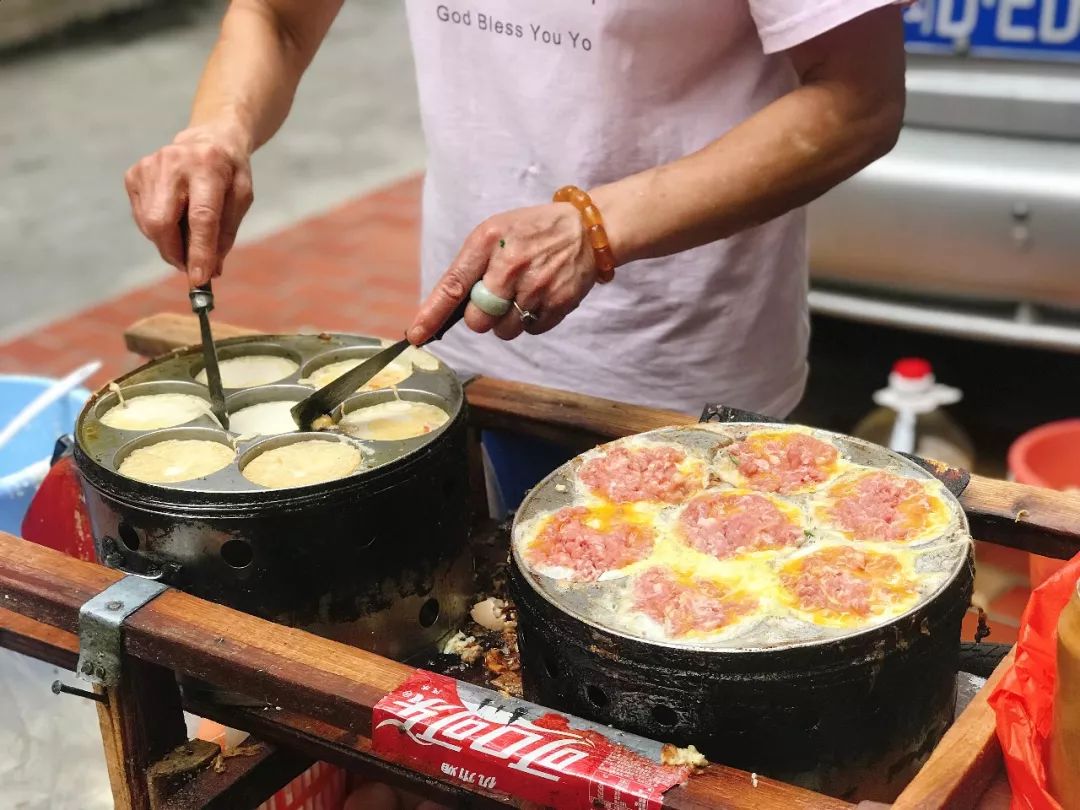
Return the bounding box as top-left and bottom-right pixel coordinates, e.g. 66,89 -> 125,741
436,5 -> 594,51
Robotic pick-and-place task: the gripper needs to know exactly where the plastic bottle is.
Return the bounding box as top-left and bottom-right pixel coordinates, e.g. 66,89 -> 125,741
852,358 -> 975,470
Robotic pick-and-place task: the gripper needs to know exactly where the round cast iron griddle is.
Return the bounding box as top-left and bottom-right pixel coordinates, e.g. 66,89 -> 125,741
511,422 -> 973,652
76,332 -> 463,498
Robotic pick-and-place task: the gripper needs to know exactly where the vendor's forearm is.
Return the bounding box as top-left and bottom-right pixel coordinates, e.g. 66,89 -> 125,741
186,0 -> 342,153
593,8 -> 904,266
593,85 -> 901,264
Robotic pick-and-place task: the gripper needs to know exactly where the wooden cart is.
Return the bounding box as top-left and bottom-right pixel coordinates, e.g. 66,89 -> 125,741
1,312 -> 1078,810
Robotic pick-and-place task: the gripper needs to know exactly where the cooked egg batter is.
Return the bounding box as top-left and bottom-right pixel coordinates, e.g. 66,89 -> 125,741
118,439 -> 234,484
242,439 -> 362,489
228,400 -> 299,436
300,357 -> 413,392
196,355 -> 298,388
337,400 -> 449,441
101,393 -> 213,431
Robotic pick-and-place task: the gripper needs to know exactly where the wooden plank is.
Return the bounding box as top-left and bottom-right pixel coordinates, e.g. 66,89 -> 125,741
465,376 -> 693,446
186,702 -> 499,810
893,650 -> 1015,810
0,531 -> 845,810
961,475 -> 1080,560
0,608 -> 306,810
96,657 -> 189,810
124,313 -> 257,357
0,605 -> 79,670
193,702 -> 850,810
159,740 -> 311,810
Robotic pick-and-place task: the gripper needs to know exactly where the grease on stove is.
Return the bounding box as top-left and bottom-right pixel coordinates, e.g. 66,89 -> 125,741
415,518 -> 523,697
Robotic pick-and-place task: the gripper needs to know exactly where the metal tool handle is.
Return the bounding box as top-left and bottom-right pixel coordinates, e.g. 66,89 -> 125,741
423,296 -> 470,345
189,281 -> 214,313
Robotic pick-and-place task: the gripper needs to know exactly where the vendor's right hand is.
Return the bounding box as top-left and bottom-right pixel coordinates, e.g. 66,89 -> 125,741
124,124 -> 254,286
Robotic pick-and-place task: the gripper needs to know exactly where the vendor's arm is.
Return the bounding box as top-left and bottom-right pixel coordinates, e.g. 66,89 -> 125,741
410,6 -> 905,343
124,0 -> 342,284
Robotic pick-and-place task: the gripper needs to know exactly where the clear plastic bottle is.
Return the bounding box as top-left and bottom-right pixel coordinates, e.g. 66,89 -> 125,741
852,358 -> 975,470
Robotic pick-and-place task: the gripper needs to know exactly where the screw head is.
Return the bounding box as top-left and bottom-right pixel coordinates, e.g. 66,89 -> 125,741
105,600 -> 123,611
95,666 -> 107,681
81,661 -> 95,676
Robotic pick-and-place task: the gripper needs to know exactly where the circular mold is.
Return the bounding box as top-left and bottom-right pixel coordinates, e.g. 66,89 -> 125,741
335,388 -> 452,443
112,426 -> 236,486
299,346 -> 414,392
191,342 -> 301,389
95,380 -> 217,431
75,333 -> 465,496
226,384 -> 312,436
238,432 -> 366,490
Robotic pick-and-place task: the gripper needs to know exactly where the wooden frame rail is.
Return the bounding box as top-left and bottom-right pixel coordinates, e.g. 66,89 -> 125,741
0,532 -> 846,810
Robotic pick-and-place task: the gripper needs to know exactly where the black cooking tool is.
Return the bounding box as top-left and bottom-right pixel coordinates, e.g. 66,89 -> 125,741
291,297 -> 469,430
189,283 -> 229,429
178,216 -> 229,429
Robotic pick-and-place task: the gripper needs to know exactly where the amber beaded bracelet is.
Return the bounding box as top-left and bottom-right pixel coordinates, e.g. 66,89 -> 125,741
553,185 -> 617,284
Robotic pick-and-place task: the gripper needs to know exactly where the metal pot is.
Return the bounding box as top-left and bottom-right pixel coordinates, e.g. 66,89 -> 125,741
74,333 -> 473,661
510,423 -> 974,801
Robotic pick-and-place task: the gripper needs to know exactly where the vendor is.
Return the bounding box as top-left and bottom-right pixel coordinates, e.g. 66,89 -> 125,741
124,1 -> 906,513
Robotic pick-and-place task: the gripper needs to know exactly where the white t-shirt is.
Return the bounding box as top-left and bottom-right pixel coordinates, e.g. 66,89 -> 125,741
404,0 -> 896,417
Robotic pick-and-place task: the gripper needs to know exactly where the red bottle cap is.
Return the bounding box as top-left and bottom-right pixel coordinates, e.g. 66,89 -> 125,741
893,357 -> 932,380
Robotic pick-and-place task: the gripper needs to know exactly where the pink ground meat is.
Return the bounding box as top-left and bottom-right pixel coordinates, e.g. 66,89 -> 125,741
678,491 -> 801,560
632,567 -> 756,637
827,471 -> 931,542
527,506 -> 655,582
579,445 -> 701,504
781,546 -> 903,617
728,433 -> 838,494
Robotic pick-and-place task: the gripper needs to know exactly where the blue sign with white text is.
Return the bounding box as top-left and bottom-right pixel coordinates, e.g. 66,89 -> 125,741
905,0 -> 1080,62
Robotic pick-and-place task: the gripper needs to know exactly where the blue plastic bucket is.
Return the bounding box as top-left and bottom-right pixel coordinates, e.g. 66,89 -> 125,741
0,375 -> 90,535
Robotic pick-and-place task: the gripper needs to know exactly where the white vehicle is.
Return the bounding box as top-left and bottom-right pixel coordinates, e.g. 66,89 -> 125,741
810,0 -> 1080,353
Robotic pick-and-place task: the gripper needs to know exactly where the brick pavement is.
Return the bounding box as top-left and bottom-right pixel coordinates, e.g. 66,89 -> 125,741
0,175 -> 423,390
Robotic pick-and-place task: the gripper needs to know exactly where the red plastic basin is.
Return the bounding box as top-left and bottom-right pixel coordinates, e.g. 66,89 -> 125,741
1009,420 -> 1080,587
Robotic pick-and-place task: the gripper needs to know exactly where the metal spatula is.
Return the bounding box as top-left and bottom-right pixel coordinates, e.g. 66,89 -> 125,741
179,216 -> 229,429
291,297 -> 469,431
190,282 -> 229,430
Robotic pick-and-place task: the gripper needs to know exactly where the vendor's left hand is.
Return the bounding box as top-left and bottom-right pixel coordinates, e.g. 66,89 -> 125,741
407,203 -> 596,343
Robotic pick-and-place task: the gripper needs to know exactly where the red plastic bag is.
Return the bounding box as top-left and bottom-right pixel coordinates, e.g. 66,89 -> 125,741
988,551 -> 1080,810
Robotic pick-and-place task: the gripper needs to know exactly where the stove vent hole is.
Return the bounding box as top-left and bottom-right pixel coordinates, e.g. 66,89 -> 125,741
419,598 -> 440,628
651,704 -> 678,728
118,522 -> 140,552
221,539 -> 254,569
585,685 -> 608,708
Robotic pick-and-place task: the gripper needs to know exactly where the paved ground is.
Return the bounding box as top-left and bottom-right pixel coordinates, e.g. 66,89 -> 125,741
0,0 -> 424,342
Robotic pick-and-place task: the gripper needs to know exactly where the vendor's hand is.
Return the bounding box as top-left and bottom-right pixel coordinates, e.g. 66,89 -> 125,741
124,123 -> 254,286
408,203 -> 596,344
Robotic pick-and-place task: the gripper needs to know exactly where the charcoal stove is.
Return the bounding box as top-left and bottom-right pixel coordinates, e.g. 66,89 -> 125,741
73,333 -> 473,661
510,423 -> 974,802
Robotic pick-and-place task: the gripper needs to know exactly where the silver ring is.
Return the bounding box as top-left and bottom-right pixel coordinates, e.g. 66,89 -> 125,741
470,280 -> 512,317
514,301 -> 538,324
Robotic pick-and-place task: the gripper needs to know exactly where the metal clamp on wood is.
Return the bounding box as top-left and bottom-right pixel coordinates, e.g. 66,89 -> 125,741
77,576 -> 168,689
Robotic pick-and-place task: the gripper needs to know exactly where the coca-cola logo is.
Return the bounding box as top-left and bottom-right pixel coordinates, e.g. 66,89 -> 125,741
375,688 -> 595,782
